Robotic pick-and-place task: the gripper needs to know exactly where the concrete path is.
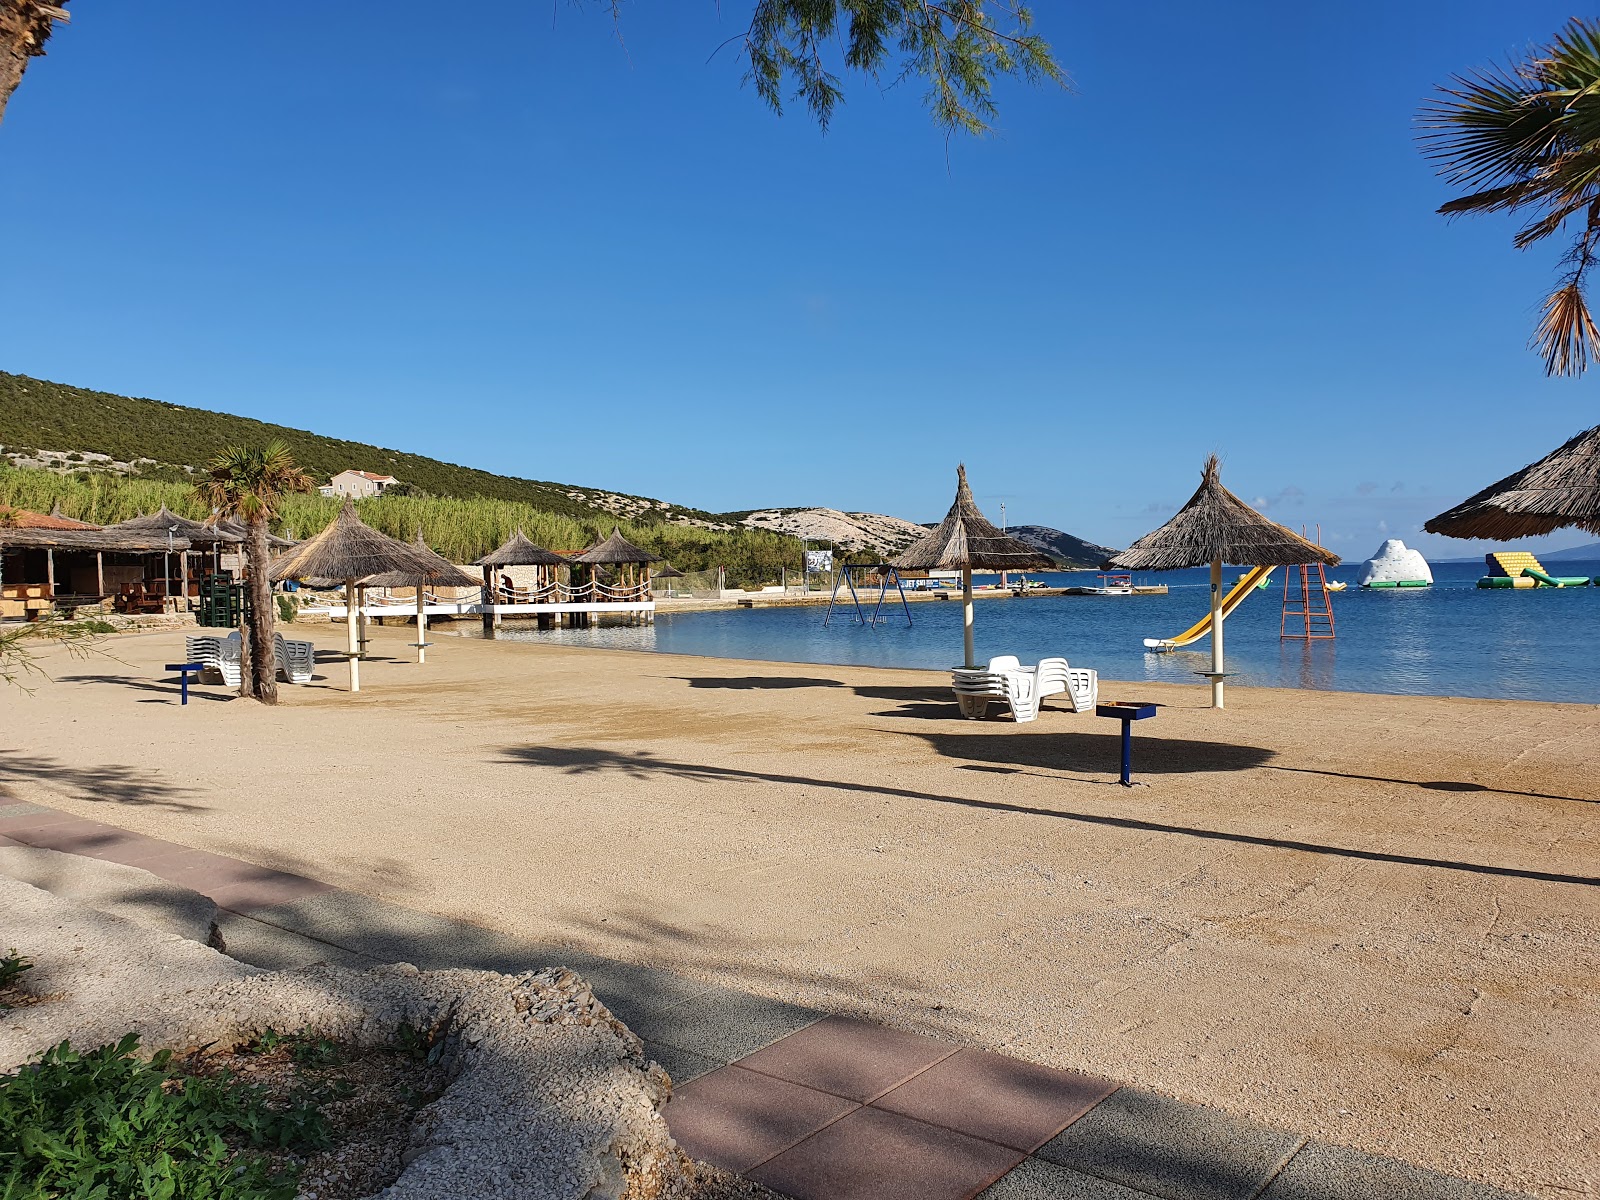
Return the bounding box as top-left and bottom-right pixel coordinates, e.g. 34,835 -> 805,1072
0,800 -> 1531,1200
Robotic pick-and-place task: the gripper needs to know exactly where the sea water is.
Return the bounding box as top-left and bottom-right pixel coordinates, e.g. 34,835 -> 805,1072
451,560 -> 1600,703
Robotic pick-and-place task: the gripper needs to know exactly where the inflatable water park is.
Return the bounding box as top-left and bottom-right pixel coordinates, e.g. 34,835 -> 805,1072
1477,550 -> 1592,588
1358,539 -> 1433,589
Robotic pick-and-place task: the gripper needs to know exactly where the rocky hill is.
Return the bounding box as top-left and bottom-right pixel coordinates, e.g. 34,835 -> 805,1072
739,507 -> 930,555
1006,524 -> 1118,568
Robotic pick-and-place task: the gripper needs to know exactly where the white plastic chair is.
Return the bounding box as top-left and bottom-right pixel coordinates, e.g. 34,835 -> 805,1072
1035,657 -> 1099,713
186,631 -> 241,687
951,656 -> 1038,722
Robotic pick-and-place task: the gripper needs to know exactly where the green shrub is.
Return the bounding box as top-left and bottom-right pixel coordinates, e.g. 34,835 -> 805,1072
275,596 -> 296,624
0,1035 -> 328,1199
0,951 -> 29,990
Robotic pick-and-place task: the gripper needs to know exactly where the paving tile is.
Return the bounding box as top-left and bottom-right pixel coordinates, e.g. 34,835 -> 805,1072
875,1047 -> 1119,1152
978,1157 -> 1162,1200
4,816 -> 106,845
644,982 -> 824,1062
1037,1088 -> 1304,1200
737,1014 -> 958,1102
644,1040 -> 725,1088
90,837 -> 196,868
0,834 -> 19,847
0,802 -> 58,822
749,1106 -> 1025,1200
664,1064 -> 857,1174
136,849 -> 246,881
1259,1141 -> 1527,1200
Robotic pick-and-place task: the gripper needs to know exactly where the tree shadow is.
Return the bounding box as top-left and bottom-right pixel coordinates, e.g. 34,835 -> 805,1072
896,730 -> 1274,775
1266,765 -> 1597,805
0,749 -> 206,812
497,744 -> 1599,889
58,674 -> 236,702
668,676 -> 847,690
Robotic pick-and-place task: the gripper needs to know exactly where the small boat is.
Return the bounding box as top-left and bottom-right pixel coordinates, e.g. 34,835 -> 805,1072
1064,573 -> 1134,596
1326,581 -> 1347,592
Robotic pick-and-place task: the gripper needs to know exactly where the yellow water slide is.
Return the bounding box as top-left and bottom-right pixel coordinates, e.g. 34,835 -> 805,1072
1143,566 -> 1275,650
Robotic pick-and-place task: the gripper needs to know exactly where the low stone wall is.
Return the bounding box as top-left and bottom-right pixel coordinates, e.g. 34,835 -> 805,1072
0,875 -> 690,1200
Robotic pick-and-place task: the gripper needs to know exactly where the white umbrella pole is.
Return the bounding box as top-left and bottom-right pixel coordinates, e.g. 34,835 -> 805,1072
346,577 -> 361,693
962,566 -> 975,669
1210,555 -> 1224,709
416,586 -> 427,664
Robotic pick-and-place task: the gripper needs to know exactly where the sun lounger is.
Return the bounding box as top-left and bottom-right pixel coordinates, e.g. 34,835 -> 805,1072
185,631 -> 241,687
952,655 -> 1099,722
1035,657 -> 1099,713
273,632 -> 315,684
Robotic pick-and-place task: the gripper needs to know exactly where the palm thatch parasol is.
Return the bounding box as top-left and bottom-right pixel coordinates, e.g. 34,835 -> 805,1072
209,516 -> 296,549
363,530 -> 481,664
1423,423 -> 1600,540
473,529 -> 570,568
571,526 -> 663,564
1106,455 -> 1339,708
892,465 -> 1055,668
270,500 -> 442,691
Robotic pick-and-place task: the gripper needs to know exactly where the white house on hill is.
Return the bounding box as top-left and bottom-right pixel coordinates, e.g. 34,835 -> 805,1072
321,469 -> 400,499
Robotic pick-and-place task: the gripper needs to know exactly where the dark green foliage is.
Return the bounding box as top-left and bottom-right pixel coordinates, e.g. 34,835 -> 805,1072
737,2 -> 1065,135
0,950 -> 31,992
0,372 -> 718,522
0,1034 -> 329,1199
275,595 -> 296,624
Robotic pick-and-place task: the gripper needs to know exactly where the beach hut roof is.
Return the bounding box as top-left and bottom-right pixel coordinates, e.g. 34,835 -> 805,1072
653,562 -> 685,579
269,500 -> 442,583
0,527 -> 191,553
473,528 -> 569,567
1105,456 -> 1339,570
1423,422 -> 1600,540
363,530 -> 482,588
0,505 -> 99,531
110,506 -> 243,546
571,526 -> 662,564
209,516 -> 296,549
893,465 -> 1055,572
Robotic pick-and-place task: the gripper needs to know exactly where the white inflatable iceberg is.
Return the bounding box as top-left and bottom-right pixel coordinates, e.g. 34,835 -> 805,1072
1358,539 -> 1433,588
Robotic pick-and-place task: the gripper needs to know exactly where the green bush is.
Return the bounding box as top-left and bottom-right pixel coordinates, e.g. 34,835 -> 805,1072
275,596 -> 296,624
0,1035 -> 328,1199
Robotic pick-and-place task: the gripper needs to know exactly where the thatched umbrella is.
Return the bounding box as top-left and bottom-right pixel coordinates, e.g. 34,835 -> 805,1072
473,529 -> 570,602
653,562 -> 684,597
892,465 -> 1055,668
209,516 -> 296,549
1424,423 -> 1600,540
270,501 -> 440,691
363,530 -> 480,664
572,526 -> 662,598
1106,455 -> 1339,708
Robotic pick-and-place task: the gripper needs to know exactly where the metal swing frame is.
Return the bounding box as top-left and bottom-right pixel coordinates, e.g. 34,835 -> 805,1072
822,563 -> 914,627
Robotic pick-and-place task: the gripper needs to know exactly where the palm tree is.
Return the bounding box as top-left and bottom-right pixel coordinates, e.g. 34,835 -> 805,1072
1420,18 -> 1600,376
195,442 -> 313,705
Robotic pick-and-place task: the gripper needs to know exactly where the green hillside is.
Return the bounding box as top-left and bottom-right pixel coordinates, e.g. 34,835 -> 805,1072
0,372 -> 718,523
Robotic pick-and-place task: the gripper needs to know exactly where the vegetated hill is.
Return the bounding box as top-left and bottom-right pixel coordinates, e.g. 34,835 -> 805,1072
1006,524 -> 1119,568
0,372 -> 730,527
737,508 -> 931,555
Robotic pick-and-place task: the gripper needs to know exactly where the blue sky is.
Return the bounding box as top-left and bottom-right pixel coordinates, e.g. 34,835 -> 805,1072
2,2 -> 1596,556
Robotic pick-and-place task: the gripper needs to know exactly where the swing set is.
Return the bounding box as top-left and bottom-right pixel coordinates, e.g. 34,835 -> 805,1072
822,564 -> 914,627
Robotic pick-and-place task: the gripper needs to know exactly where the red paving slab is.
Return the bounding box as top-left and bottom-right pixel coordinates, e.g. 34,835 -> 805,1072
0,809 -> 84,835
748,1106 -> 1025,1200
206,873 -> 335,912
665,1065 -> 858,1174
872,1047 -> 1119,1152
737,1015 -> 960,1102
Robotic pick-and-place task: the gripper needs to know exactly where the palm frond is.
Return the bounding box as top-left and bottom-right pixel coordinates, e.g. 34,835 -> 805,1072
1533,280 -> 1600,376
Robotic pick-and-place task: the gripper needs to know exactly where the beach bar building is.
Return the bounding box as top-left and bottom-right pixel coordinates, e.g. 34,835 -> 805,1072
1,509 -> 196,618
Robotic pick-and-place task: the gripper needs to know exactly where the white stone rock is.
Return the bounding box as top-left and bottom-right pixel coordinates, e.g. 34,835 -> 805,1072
1357,539 -> 1433,586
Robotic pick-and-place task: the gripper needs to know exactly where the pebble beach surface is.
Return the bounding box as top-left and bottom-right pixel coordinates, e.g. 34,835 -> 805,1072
6,624 -> 1597,1198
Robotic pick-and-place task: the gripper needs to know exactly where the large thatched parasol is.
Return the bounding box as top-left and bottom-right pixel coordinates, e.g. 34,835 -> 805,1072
1424,423 -> 1600,540
1106,455 -> 1338,708
270,501 -> 442,691
893,465 -> 1055,668
363,530 -> 480,664
474,529 -> 570,568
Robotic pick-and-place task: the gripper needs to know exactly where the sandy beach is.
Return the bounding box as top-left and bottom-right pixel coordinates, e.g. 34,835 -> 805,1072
3,623 -> 1596,1198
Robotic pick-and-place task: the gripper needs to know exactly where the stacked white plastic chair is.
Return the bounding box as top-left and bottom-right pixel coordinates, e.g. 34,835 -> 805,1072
185,630 -> 242,687
951,655 -> 1099,722
273,633 -> 316,684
